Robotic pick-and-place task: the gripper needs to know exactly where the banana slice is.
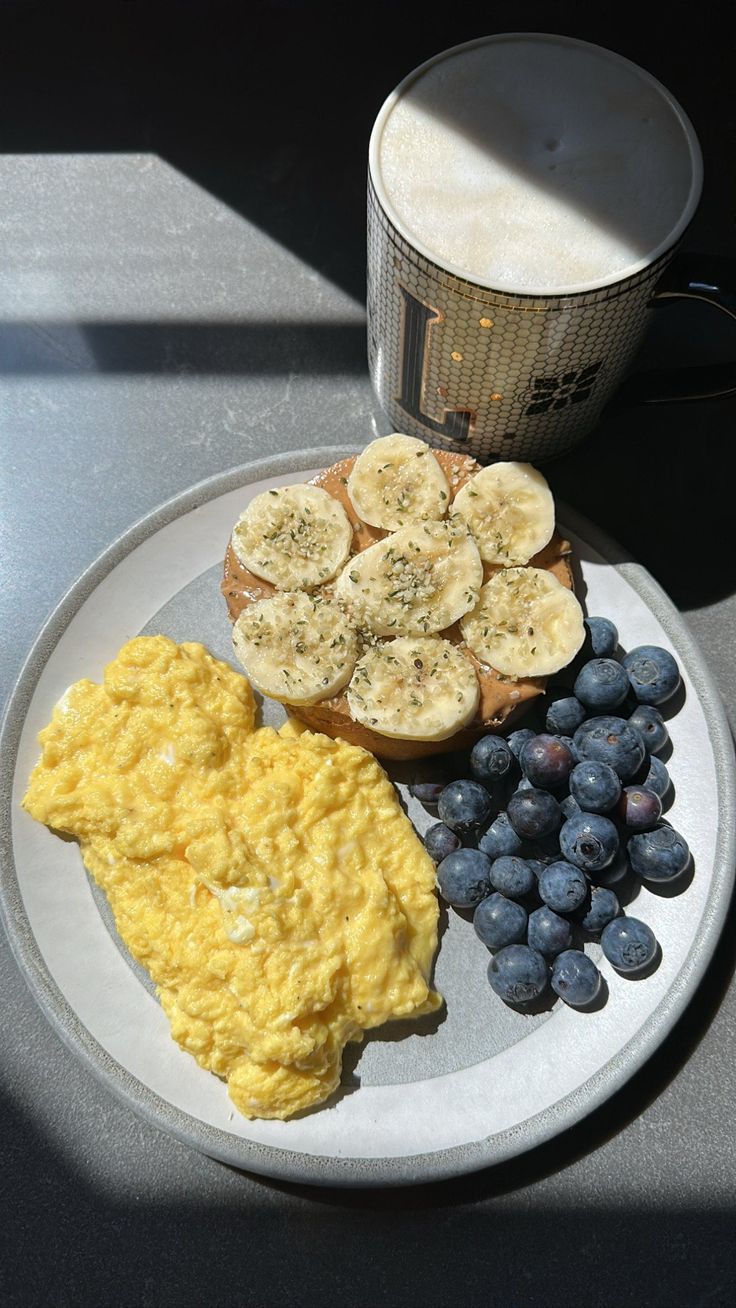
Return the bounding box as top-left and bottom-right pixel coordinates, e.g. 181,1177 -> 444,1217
231,592 -> 358,705
335,519 -> 482,637
347,637 -> 480,741
230,485 -> 353,590
460,567 -> 585,678
347,433 -> 450,530
452,462 -> 555,566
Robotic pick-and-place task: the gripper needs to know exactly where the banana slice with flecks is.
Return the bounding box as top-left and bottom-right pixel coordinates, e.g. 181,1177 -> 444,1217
460,566 -> 585,678
335,519 -> 482,637
347,636 -> 480,741
230,484 -> 353,590
347,433 -> 451,530
452,462 -> 555,566
231,591 -> 358,705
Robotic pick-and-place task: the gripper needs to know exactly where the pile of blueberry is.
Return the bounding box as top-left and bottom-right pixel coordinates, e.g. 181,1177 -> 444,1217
415,618 -> 689,1010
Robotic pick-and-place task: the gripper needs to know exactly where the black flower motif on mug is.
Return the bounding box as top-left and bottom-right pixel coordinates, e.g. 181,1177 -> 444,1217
525,362 -> 603,415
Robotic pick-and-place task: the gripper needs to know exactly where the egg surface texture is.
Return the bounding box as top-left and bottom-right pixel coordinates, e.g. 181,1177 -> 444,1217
23,636 -> 441,1119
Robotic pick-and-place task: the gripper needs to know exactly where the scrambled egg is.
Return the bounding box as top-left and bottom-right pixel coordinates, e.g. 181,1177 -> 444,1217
23,636 -> 441,1119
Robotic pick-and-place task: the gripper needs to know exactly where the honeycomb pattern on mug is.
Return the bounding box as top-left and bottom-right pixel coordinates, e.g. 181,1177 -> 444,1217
367,182 -> 670,463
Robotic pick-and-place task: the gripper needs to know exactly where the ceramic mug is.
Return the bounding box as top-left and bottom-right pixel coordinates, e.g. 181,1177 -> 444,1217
367,33 -> 735,463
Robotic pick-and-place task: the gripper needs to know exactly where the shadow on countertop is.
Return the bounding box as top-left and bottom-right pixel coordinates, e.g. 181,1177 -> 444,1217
2,4 -> 736,1304
2,1 -> 735,615
0,866 -> 735,1306
2,0 -> 735,305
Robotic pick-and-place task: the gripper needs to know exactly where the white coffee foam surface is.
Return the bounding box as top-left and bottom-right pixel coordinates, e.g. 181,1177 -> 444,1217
376,37 -> 695,293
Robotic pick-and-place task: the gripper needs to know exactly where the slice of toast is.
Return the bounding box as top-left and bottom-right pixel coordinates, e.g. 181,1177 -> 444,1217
221,450 -> 573,759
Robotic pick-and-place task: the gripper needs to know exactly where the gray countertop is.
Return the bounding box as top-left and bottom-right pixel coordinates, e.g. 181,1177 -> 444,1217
2,4 -> 735,1304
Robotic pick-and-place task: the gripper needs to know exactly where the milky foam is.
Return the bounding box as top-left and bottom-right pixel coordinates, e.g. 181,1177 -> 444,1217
374,36 -> 699,294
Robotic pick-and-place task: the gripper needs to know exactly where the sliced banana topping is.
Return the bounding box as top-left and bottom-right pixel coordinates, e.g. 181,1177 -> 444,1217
347,433 -> 451,530
347,637 -> 480,741
230,484 -> 353,590
231,591 -> 358,706
452,461 -> 555,566
460,566 -> 585,678
335,519 -> 482,637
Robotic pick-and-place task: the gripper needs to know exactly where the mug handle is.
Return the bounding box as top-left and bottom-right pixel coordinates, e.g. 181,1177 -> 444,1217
617,253 -> 736,404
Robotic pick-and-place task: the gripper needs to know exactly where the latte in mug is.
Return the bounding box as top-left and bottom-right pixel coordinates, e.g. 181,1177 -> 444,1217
375,34 -> 698,295
367,34 -> 703,461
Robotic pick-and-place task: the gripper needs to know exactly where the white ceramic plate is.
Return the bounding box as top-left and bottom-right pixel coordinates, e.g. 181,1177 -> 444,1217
1,448 -> 734,1187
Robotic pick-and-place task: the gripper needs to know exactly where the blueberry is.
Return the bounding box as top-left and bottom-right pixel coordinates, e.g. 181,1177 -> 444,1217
489,855 -> 536,899
560,735 -> 580,763
525,858 -> 548,880
538,861 -> 588,912
470,735 -> 515,785
478,811 -> 524,860
437,780 -> 493,835
409,782 -> 445,805
551,950 -> 603,1006
507,728 -> 536,762
473,893 -> 527,950
436,848 -> 492,908
487,944 -> 549,1004
601,916 -> 658,973
507,787 -> 562,840
579,885 -> 620,934
545,691 -> 587,737
559,812 -> 619,873
588,847 -> 630,887
423,822 -> 461,863
528,905 -> 572,957
574,658 -> 630,713
622,645 -> 681,706
618,786 -> 663,831
569,759 -> 622,813
560,793 -> 582,821
628,704 -> 669,755
520,734 -> 575,789
584,616 -> 619,659
640,754 -> 672,800
573,715 -> 646,781
511,775 -> 535,793
628,823 -> 690,881
527,832 -> 564,864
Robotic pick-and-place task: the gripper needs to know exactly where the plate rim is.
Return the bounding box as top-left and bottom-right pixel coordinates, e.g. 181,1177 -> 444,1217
2,447 -> 735,1188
